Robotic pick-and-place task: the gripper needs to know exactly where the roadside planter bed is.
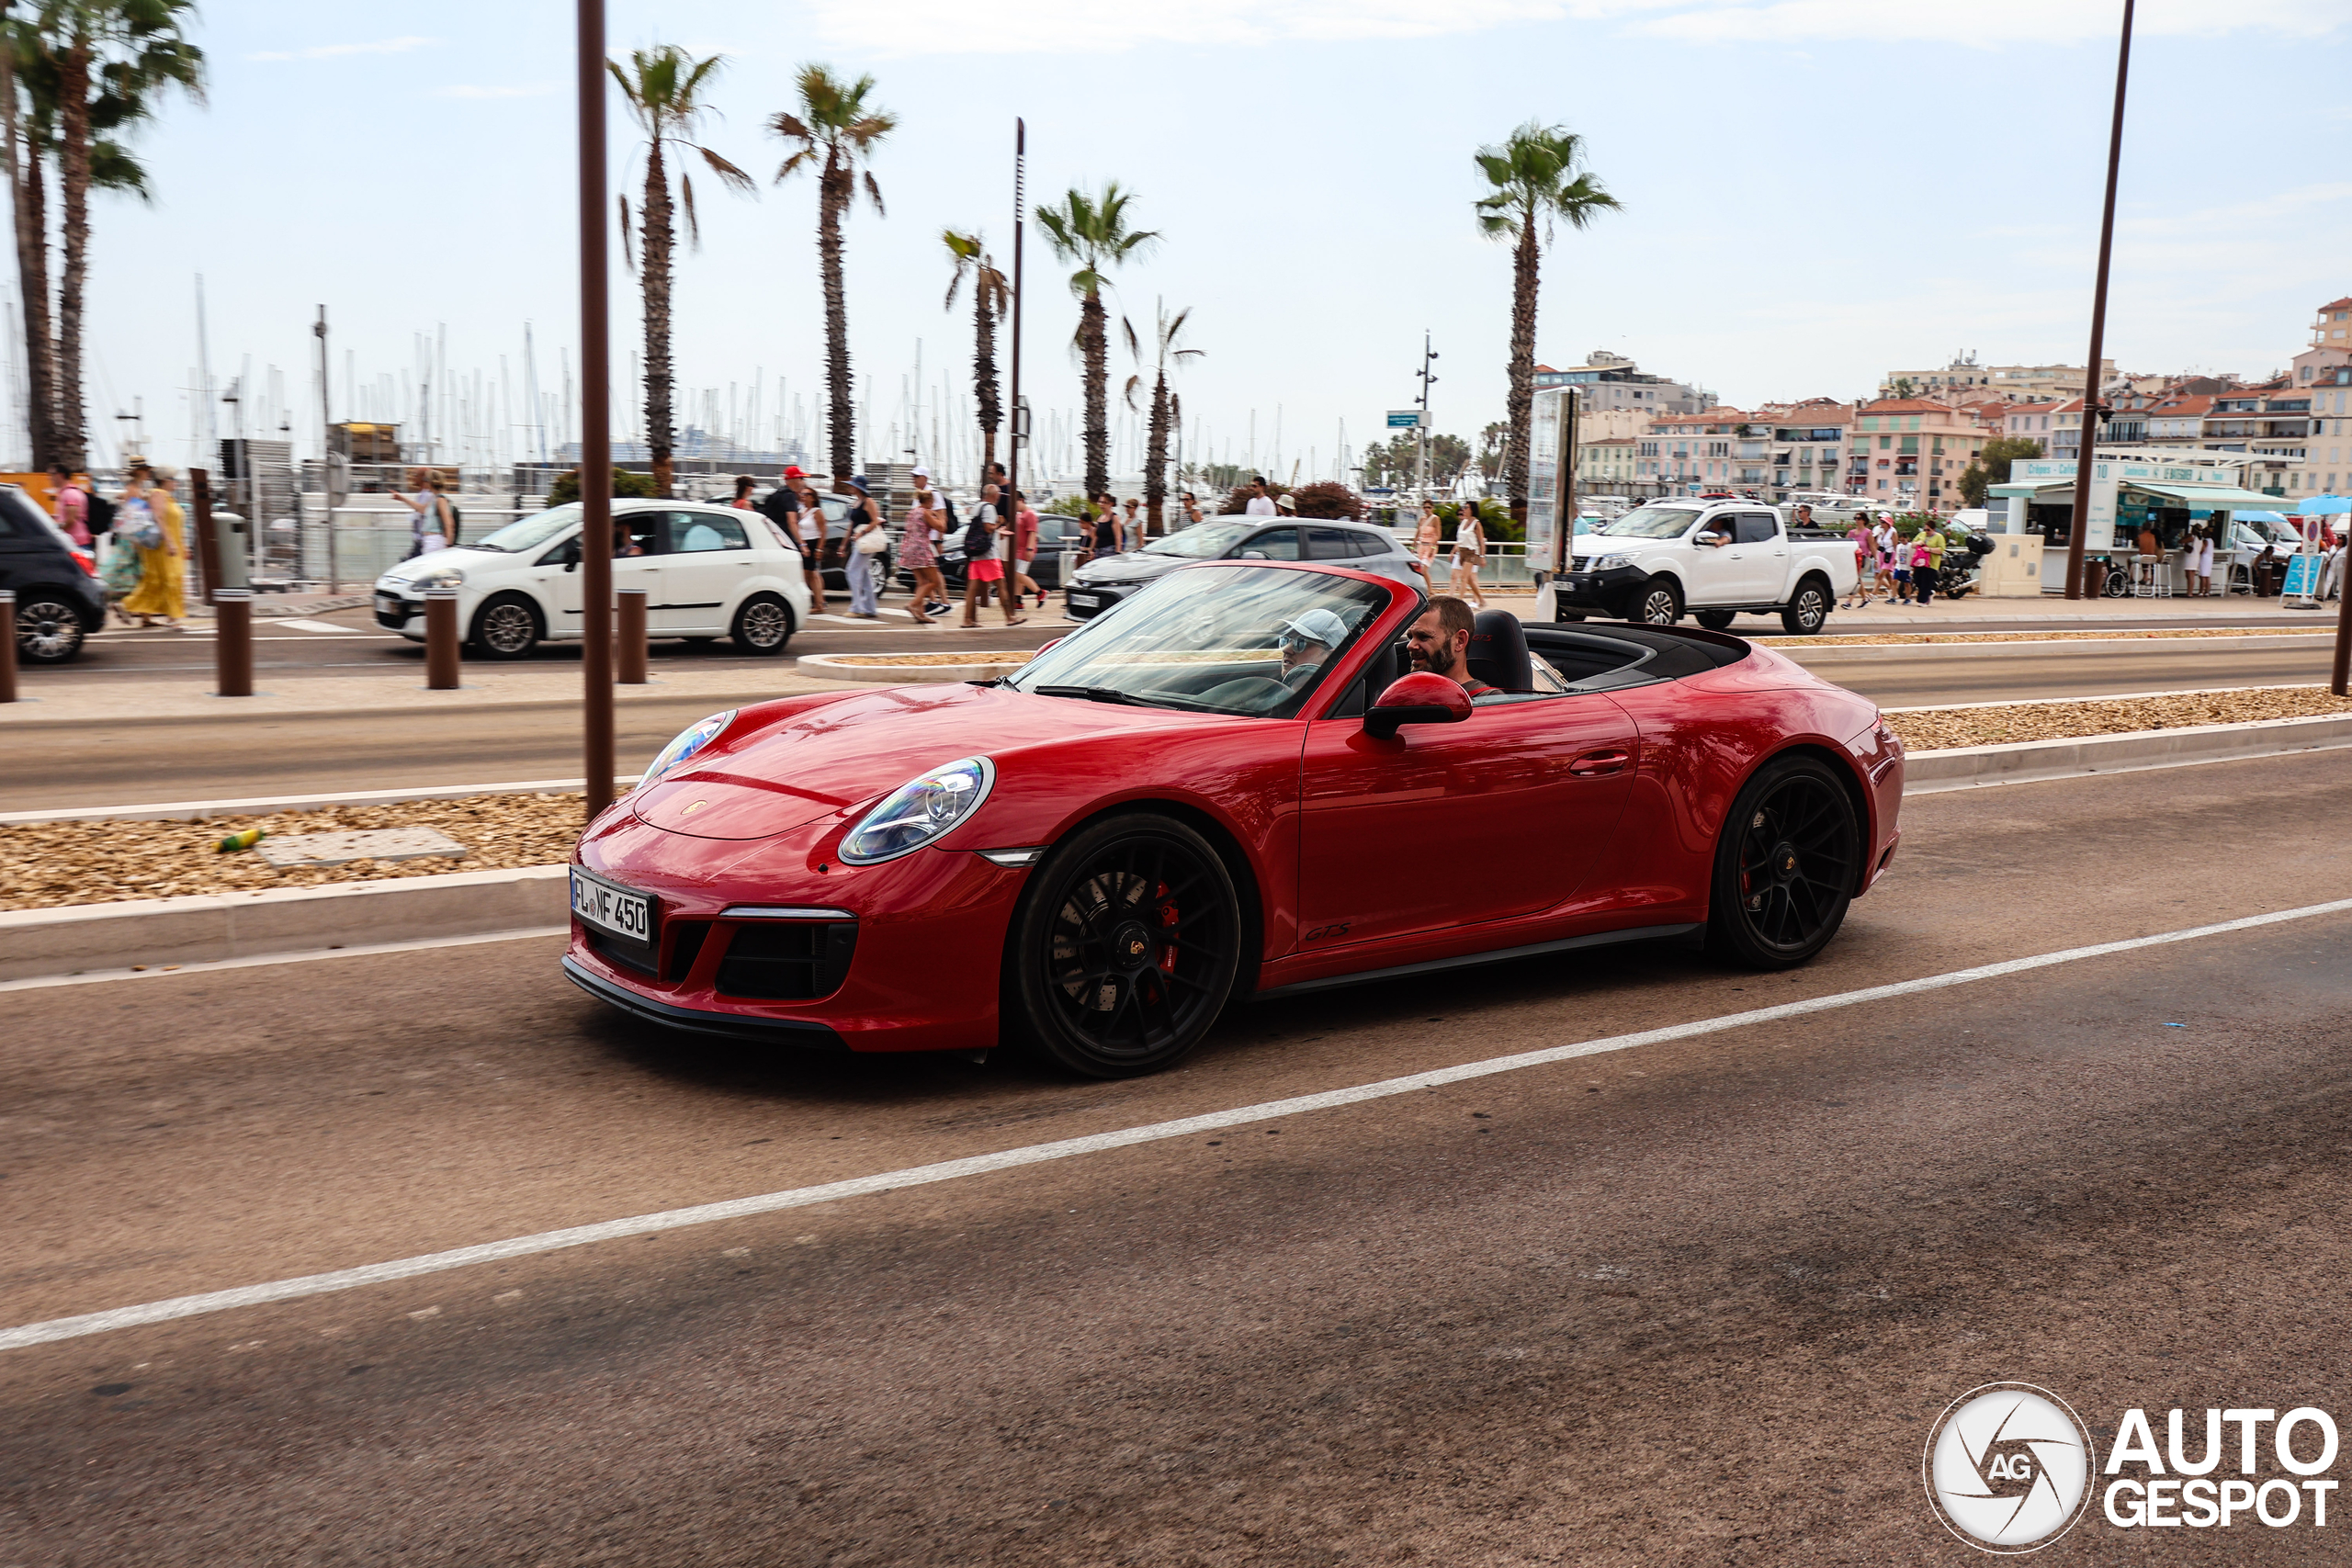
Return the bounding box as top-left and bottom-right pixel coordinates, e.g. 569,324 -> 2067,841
4,687 -> 2349,915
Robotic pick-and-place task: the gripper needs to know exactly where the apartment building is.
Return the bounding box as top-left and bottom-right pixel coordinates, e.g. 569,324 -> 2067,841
1533,350 -> 1705,415
1879,356 -> 2111,403
1758,400 -> 1852,502
1849,398 -> 1987,512
1634,409 -> 1757,493
1577,436 -> 1641,496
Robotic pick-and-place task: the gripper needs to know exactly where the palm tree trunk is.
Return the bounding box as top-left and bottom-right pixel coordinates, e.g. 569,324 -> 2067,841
1144,370 -> 1169,534
52,35 -> 89,470
1080,288 -> 1108,500
817,157 -> 854,485
641,135 -> 674,498
8,107 -> 55,470
1504,219 -> 1540,514
972,288 -> 998,472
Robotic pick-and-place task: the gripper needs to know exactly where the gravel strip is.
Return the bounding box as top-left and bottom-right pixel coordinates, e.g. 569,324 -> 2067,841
1889,685 -> 2352,750
7,686 -> 2351,912
1801,625 -> 2320,647
0,794 -> 589,914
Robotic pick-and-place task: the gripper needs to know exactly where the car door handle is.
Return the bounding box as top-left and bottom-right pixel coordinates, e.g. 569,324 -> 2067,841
1569,750 -> 1631,776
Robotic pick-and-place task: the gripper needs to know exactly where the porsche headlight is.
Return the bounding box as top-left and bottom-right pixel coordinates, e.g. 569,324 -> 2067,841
840,756 -> 995,865
411,565 -> 466,589
643,709 -> 736,785
1592,552 -> 1635,571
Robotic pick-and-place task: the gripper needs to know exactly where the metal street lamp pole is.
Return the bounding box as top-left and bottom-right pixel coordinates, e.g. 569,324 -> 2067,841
1006,119 -> 1024,537
2063,0 -> 2133,601
577,0 -> 616,818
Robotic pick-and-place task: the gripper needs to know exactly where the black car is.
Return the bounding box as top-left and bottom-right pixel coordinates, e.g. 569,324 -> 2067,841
1062,518 -> 1424,621
0,483 -> 105,662
893,508 -> 1090,594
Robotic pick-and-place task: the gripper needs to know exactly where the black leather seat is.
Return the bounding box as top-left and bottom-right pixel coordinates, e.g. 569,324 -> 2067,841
1466,610 -> 1533,693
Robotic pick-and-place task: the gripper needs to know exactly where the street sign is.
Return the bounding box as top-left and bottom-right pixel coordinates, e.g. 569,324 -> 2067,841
1386,410 -> 1426,430
2282,552 -> 2322,597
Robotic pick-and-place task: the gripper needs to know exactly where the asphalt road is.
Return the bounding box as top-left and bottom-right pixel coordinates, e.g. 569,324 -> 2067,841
6,614 -> 2337,808
3,750 -> 2349,1562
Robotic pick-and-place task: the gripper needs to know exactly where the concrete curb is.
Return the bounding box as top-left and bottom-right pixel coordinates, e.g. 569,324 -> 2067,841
9,714 -> 2349,983
1789,632 -> 2334,661
0,684 -> 796,732
0,778 -> 635,827
1904,712 -> 2352,792
0,864 -> 571,983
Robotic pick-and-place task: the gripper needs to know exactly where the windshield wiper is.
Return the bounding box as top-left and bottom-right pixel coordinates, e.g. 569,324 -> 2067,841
1033,683 -> 1147,705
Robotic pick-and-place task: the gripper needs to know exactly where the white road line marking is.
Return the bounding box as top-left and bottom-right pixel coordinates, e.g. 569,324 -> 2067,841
267,619 -> 357,634
0,927 -> 568,993
6,895 -> 2350,1352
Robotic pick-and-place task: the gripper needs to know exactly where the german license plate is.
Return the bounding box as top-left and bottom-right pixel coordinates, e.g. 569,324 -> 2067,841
1067,592 -> 1099,608
571,867 -> 653,942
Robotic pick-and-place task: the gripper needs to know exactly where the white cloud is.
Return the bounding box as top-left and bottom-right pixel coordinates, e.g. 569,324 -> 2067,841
249,35 -> 439,63
432,84 -> 560,100
802,0 -> 2343,54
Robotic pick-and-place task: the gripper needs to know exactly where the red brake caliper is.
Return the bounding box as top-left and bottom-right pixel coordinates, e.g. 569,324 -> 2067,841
1157,881 -> 1179,972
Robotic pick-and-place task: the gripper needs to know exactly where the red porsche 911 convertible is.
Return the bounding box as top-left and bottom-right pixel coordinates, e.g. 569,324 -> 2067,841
564,559 -> 1904,1077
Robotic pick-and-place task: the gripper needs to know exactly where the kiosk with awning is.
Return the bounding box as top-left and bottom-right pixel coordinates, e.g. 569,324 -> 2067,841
1984,453 -> 2290,594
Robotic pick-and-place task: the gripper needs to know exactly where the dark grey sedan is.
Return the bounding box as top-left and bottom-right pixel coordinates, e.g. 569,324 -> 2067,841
1063,519 -> 1424,620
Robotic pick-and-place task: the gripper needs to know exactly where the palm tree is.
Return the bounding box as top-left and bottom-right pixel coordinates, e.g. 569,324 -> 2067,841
942,229 -> 1008,475
1474,121 -> 1619,517
772,65 -> 893,487
24,0 -> 200,469
1123,301 -> 1199,535
1036,182 -> 1157,502
609,46 -> 752,499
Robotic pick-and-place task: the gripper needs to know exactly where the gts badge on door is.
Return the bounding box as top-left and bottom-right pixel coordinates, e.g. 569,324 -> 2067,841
1303,922 -> 1351,942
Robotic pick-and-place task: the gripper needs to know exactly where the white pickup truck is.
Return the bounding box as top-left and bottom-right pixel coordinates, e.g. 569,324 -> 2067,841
1542,498 -> 1856,635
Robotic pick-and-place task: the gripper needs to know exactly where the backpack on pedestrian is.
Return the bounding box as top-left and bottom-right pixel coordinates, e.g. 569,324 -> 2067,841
85,490 -> 116,536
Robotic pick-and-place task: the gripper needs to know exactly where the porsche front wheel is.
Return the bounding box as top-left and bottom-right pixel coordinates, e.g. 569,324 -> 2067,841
1635,580 -> 1683,625
1009,814 -> 1242,1078
1705,754 -> 1859,969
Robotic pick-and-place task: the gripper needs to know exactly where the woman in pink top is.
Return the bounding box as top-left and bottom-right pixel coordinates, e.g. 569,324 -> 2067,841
1011,491 -> 1042,610
1844,520 -> 1873,608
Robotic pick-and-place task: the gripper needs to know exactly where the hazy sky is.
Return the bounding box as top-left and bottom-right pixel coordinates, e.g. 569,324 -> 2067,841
47,0 -> 2352,479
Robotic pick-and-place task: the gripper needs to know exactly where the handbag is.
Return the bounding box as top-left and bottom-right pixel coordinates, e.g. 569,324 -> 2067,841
121,496 -> 163,550
854,526 -> 888,557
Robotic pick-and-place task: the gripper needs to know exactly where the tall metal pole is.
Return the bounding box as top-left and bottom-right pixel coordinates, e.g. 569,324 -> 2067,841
577,0 -> 616,818
1006,119 -> 1024,521
313,306 -> 335,592
2063,0 -> 2133,601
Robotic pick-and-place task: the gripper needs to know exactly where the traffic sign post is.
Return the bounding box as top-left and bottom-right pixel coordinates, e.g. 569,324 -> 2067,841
1386,410 -> 1425,431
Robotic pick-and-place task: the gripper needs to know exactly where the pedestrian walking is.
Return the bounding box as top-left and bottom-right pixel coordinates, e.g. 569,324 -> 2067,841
1181,491 -> 1204,528
1121,496 -> 1144,552
1915,520 -> 1947,606
1843,516 -> 1872,608
1448,503 -> 1489,608
48,465 -> 89,546
898,481 -> 944,626
393,468 -> 456,558
1011,491 -> 1043,610
729,474 -> 758,510
1090,497 -> 1120,559
1243,477 -> 1277,516
1413,500 -> 1442,571
119,463 -> 187,628
959,484 -> 1024,628
842,476 -> 885,618
2186,526 -> 2214,596
788,468 -> 831,613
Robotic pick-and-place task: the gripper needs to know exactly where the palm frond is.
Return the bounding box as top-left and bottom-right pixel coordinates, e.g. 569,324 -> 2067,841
617,193 -> 636,272
1124,373 -> 1144,412
1122,315 -> 1141,362
681,172 -> 700,248
774,146 -> 814,184
863,169 -> 885,217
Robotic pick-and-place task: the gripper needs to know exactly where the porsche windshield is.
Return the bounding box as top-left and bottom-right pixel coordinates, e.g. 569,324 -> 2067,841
1006,566 -> 1389,717
1598,503 -> 1706,539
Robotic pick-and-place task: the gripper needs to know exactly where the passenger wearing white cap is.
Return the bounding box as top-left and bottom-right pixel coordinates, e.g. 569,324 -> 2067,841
1274,606 -> 1349,689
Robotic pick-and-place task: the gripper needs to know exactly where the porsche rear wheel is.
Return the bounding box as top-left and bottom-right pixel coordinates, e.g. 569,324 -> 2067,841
1009,813 -> 1241,1078
1705,754 -> 1859,969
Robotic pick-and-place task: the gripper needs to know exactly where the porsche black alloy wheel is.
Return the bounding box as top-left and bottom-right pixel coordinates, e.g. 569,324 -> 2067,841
470,592 -> 541,659
1706,754 -> 1859,968
1011,813 -> 1241,1077
1637,580 -> 1683,625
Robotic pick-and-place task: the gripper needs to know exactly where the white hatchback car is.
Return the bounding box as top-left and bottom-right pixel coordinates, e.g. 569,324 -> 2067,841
373,500 -> 812,659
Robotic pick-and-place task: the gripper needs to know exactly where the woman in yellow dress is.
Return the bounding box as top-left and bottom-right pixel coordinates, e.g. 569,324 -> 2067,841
119,464 -> 187,628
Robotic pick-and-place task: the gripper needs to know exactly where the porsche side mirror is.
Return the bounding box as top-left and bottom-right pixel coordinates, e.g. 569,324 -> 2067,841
1364,671 -> 1474,739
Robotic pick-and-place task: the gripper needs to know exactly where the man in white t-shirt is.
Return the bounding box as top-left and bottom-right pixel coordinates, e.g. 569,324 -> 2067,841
1243,477 -> 1277,516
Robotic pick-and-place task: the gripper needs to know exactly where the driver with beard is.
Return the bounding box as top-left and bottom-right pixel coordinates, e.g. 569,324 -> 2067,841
1403,595 -> 1497,696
